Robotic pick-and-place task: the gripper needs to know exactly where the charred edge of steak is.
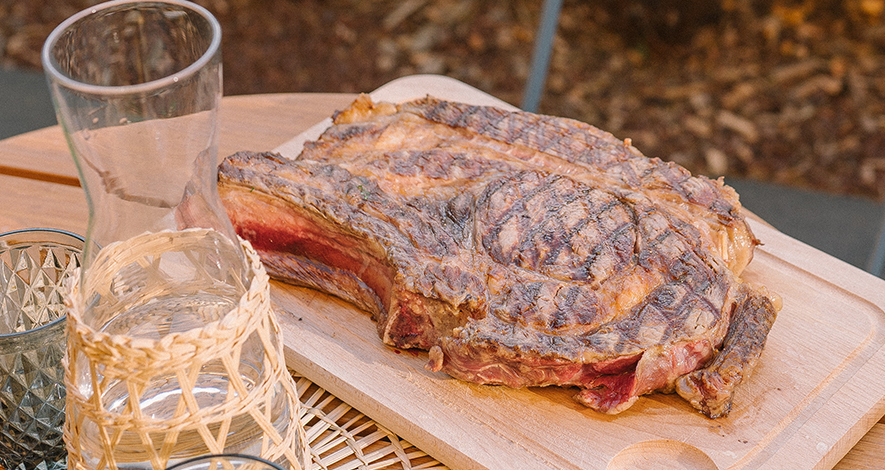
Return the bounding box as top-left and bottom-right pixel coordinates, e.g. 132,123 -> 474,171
436,325 -> 719,415
675,286 -> 778,418
434,326 -> 645,391
259,250 -> 385,319
218,151 -> 397,314
573,339 -> 716,414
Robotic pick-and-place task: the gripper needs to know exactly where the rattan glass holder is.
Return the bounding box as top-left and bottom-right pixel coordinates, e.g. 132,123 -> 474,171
63,229 -> 309,470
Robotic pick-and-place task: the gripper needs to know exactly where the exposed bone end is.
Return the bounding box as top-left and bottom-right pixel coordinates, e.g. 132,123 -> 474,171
426,345 -> 445,372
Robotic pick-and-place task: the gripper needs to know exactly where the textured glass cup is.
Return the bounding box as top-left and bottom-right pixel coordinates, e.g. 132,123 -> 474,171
41,1 -> 307,469
0,228 -> 84,470
165,454 -> 286,470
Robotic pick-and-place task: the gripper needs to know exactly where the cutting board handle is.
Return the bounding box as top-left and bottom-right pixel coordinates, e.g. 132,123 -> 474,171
608,440 -> 718,470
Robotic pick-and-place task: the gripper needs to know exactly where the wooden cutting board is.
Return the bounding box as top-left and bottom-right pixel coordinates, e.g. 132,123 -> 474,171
271,75 -> 885,470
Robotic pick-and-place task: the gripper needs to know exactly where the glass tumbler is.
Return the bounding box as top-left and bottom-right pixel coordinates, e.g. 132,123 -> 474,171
0,228 -> 84,470
41,1 -> 308,469
165,454 -> 286,470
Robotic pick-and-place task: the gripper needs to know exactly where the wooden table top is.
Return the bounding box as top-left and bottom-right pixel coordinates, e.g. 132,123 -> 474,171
0,92 -> 882,469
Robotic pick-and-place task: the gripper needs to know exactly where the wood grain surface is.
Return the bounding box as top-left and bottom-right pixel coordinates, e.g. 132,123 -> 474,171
0,81 -> 882,470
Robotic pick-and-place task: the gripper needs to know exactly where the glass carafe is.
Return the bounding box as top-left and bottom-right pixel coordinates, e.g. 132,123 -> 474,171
41,1 -> 308,469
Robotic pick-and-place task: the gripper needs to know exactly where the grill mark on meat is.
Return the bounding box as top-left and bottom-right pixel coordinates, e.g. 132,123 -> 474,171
630,286 -> 715,347
531,116 -> 568,155
449,103 -> 481,128
400,97 -> 759,275
218,95 -> 779,418
502,280 -> 602,330
524,176 -> 619,277
477,175 -> 543,263
405,99 -> 632,173
478,172 -> 638,284
570,212 -> 636,283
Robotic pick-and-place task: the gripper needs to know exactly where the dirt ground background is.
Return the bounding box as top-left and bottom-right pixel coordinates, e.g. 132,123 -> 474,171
3,0 -> 885,200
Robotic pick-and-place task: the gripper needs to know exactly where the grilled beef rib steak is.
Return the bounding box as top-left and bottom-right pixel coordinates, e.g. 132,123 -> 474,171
218,95 -> 779,418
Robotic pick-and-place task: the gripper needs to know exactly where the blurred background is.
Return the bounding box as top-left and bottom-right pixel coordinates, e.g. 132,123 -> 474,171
2,0 -> 885,275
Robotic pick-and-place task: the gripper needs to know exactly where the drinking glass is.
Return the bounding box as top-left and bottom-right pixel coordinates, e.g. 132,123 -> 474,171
41,0 -> 238,270
41,1 -> 308,469
165,454 -> 286,470
0,228 -> 84,470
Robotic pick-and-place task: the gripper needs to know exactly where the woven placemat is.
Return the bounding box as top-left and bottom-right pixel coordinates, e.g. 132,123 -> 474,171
293,371 -> 448,470
0,375 -> 446,470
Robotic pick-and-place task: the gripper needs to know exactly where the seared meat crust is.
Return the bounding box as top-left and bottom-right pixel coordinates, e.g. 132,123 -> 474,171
218,95 -> 779,418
